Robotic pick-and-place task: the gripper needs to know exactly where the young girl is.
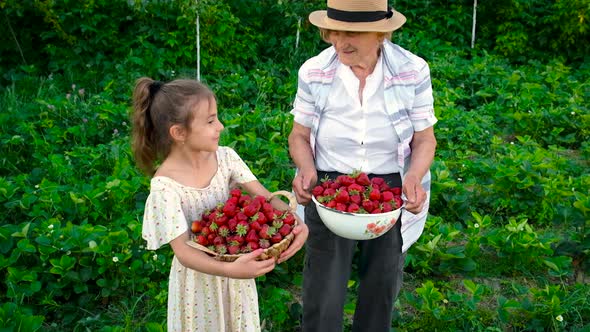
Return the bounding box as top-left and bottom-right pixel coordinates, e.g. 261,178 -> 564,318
131,77 -> 308,331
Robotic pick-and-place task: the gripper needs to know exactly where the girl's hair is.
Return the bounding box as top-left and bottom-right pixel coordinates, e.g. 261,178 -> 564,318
131,77 -> 214,175
319,28 -> 392,43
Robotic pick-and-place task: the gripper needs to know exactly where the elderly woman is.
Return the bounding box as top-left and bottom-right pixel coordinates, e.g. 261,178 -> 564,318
288,0 -> 437,331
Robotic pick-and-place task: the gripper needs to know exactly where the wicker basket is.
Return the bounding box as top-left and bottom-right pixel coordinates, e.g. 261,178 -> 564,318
186,190 -> 298,262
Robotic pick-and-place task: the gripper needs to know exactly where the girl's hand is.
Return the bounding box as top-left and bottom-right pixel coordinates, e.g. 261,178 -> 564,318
227,249 -> 276,279
278,218 -> 309,264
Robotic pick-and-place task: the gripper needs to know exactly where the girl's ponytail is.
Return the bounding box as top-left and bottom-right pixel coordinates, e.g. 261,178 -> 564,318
131,77 -> 158,175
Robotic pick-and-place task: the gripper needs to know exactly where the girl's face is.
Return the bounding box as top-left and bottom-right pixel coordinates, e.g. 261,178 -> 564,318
184,96 -> 224,152
327,31 -> 383,68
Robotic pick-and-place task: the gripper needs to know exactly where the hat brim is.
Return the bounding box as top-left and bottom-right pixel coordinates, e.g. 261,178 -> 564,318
309,10 -> 406,32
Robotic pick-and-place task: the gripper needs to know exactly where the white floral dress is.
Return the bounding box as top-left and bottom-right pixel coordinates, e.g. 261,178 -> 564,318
142,147 -> 261,332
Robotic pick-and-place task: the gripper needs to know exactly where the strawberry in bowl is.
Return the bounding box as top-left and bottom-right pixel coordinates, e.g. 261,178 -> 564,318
311,172 -> 404,240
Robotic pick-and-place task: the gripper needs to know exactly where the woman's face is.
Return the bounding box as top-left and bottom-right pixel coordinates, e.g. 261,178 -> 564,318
327,31 -> 383,68
185,97 -> 224,152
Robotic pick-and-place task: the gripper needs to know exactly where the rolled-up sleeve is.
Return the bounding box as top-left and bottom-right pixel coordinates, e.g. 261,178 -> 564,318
410,61 -> 437,131
290,64 -> 316,128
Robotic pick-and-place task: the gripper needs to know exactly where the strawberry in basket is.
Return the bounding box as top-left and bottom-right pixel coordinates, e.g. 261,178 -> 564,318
188,190 -> 298,261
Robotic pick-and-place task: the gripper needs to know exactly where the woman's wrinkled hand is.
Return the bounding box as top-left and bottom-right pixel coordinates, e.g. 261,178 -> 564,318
292,169 -> 317,205
402,174 -> 427,214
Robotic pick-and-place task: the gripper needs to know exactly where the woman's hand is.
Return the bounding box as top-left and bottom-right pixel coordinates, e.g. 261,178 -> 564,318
278,219 -> 309,264
292,169 -> 317,205
227,249 -> 276,279
402,173 -> 427,214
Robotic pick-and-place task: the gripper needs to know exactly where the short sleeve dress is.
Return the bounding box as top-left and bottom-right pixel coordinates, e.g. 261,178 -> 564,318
142,146 -> 260,332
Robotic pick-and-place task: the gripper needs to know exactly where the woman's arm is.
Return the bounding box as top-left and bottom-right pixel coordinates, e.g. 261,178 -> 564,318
288,122 -> 317,205
403,126 -> 437,213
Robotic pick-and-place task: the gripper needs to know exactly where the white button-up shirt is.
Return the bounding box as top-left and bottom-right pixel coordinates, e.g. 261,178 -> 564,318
314,55 -> 400,174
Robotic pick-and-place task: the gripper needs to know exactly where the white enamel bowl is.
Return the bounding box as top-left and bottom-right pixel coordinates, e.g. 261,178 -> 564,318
311,195 -> 403,240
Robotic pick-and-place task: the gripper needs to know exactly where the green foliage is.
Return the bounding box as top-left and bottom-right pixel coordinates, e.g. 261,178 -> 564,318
477,0 -> 590,63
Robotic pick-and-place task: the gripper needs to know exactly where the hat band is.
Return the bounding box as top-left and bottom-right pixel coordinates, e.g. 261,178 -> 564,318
327,6 -> 394,23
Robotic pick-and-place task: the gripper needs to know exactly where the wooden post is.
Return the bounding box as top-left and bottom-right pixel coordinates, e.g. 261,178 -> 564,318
471,0 -> 477,49
196,14 -> 201,81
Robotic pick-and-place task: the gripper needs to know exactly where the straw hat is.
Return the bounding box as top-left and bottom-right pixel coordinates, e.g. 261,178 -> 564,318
309,0 -> 406,32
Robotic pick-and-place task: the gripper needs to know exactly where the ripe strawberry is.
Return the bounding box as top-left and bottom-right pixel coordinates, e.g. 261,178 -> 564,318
200,226 -> 211,237
371,177 -> 385,186
350,194 -> 362,205
214,214 -> 228,226
191,220 -> 202,234
278,224 -> 292,237
230,188 -> 242,198
347,203 -> 360,213
259,239 -> 270,249
207,233 -> 216,243
201,211 -> 210,222
227,244 -> 241,255
264,210 -> 275,223
368,188 -> 381,201
270,232 -> 283,244
213,235 -> 225,246
228,218 -> 238,233
262,202 -> 274,213
348,183 -> 364,194
250,220 -> 262,232
259,224 -> 276,240
382,202 -> 394,212
218,225 -> 230,238
255,195 -> 267,205
251,211 -> 267,225
246,241 -> 259,251
355,172 -> 371,186
381,191 -> 394,202
235,211 -> 248,222
236,221 -> 249,236
326,200 -> 337,209
243,201 -> 260,217
282,212 -> 295,226
226,235 -> 243,245
336,175 -> 355,186
222,202 -> 238,217
394,196 -> 403,209
362,200 -> 374,213
227,196 -> 239,205
246,229 -> 259,243
391,187 -> 402,195
335,203 -> 347,212
215,244 -> 228,254
238,195 -> 251,207
195,235 -> 208,246
312,185 -> 324,197
329,181 -> 341,190
379,182 -> 391,191
323,188 -> 337,197
335,189 -> 350,204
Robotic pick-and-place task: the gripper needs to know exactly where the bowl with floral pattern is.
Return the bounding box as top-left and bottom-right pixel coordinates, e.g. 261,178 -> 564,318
311,195 -> 403,240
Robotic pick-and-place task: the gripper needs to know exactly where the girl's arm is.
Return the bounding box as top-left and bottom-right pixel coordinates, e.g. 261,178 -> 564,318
169,231 -> 276,279
239,180 -> 309,264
